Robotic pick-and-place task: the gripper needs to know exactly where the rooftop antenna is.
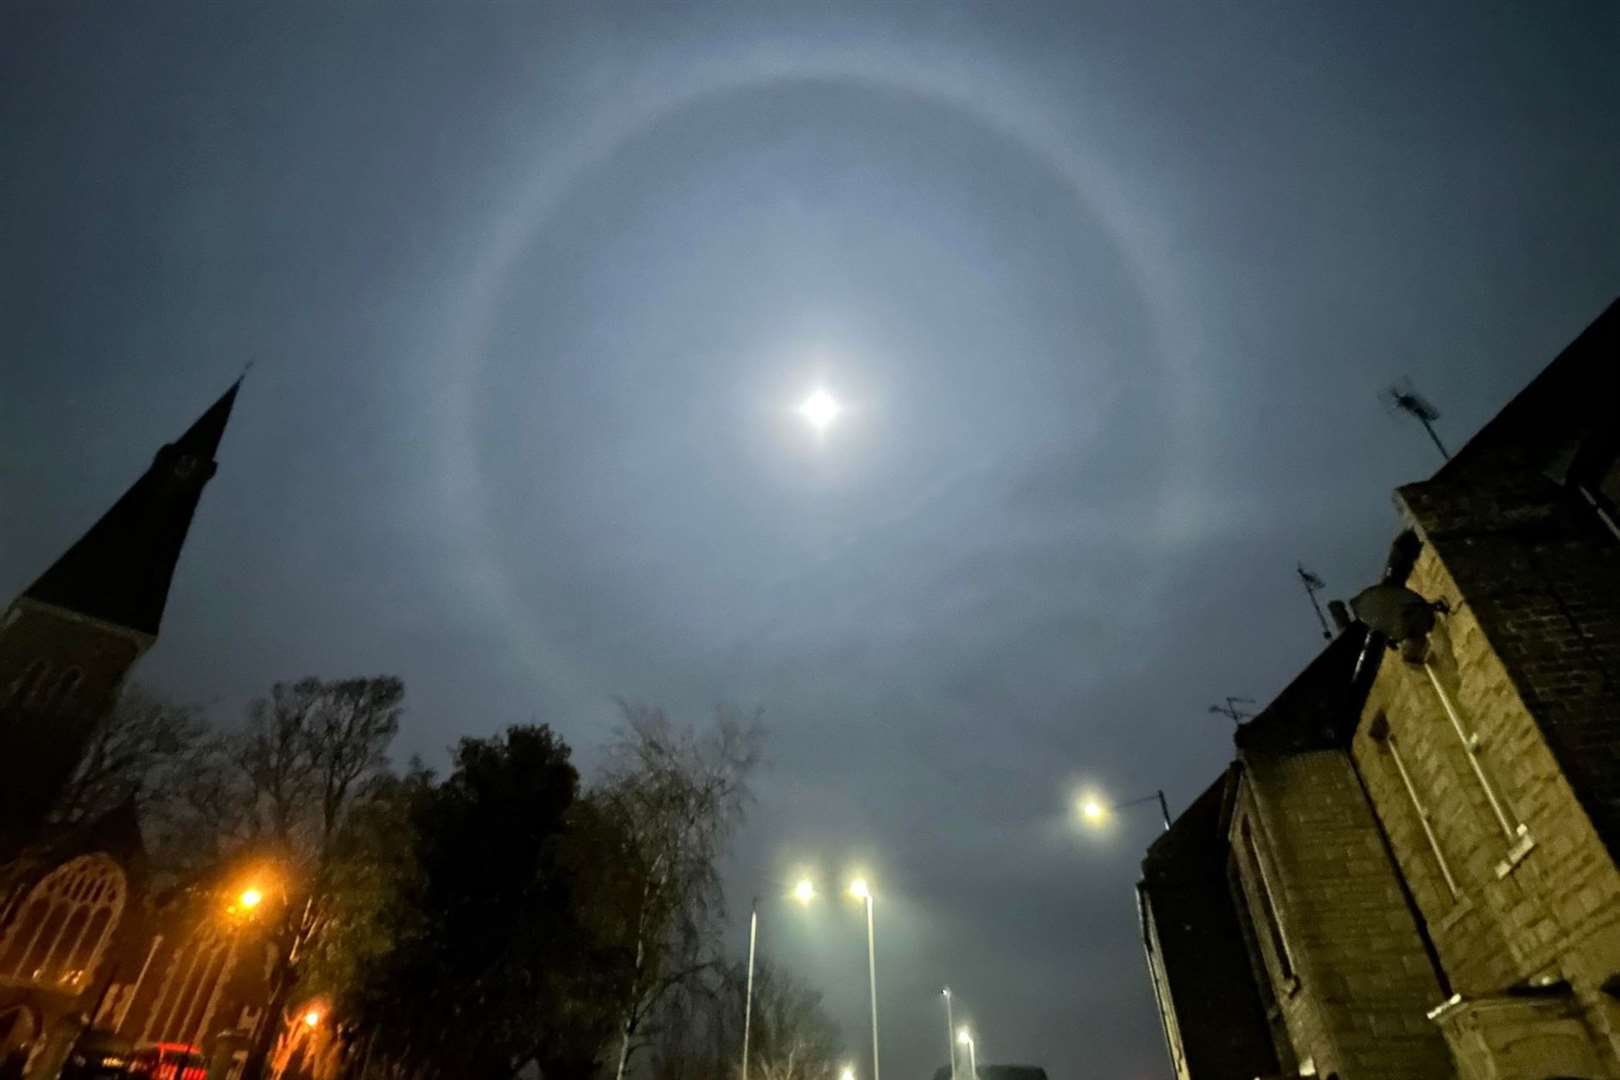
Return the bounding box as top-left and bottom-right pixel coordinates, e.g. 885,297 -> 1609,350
1381,377 -> 1449,461
1209,696 -> 1257,727
1297,564 -> 1332,640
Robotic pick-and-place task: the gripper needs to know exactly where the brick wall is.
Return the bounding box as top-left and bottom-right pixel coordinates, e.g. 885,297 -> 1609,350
1350,485 -> 1620,1074
1232,748 -> 1454,1079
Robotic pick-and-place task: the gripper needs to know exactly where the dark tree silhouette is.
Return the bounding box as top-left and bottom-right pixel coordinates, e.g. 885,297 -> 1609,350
344,724 -> 605,1079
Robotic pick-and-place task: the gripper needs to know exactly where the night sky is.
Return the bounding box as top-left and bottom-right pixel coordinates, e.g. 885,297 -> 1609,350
5,3 -> 1620,1077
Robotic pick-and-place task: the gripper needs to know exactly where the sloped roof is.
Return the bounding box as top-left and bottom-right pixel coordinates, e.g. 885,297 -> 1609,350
1429,294 -> 1619,484
1142,768 -> 1234,875
1233,626 -> 1372,755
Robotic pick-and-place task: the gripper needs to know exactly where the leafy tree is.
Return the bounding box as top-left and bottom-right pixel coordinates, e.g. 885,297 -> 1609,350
235,676 -> 404,1080
598,702 -> 764,1080
344,724 -> 595,1079
298,764 -> 430,1012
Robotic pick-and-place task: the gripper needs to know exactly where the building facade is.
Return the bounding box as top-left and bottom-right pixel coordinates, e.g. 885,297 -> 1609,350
0,381 -> 305,1079
1140,295 -> 1620,1079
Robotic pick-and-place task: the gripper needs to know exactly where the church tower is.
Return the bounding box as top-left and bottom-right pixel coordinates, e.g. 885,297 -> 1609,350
0,380 -> 240,853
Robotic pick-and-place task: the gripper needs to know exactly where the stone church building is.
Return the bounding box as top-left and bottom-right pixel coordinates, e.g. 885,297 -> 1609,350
0,383 -> 320,1079
1140,294 -> 1620,1079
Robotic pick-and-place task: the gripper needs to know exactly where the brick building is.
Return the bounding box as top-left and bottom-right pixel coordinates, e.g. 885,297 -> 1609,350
1139,295 -> 1620,1079
0,382 -> 317,1079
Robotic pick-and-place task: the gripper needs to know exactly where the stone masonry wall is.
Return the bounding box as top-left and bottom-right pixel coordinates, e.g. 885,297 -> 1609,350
1351,491 -> 1620,1072
1233,750 -> 1453,1079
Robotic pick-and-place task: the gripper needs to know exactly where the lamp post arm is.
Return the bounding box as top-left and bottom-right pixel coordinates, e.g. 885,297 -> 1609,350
1116,790 -> 1173,830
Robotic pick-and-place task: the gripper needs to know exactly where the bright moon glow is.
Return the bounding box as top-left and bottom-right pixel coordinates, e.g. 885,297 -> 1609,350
798,387 -> 841,433
1079,795 -> 1108,824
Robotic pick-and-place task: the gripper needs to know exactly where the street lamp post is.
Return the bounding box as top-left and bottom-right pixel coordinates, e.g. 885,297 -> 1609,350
849,879 -> 880,1080
942,988 -> 956,1080
743,901 -> 759,1080
1080,789 -> 1172,832
742,878 -> 817,1080
956,1027 -> 978,1080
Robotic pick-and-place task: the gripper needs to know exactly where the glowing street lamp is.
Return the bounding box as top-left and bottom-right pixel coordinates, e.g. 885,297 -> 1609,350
1077,795 -> 1107,825
302,1009 -> 321,1028
1077,789 -> 1171,832
848,878 -> 880,1080
956,1027 -> 978,1080
743,878 -> 821,1080
237,888 -> 263,911
798,387 -> 841,435
840,1068 -> 857,1080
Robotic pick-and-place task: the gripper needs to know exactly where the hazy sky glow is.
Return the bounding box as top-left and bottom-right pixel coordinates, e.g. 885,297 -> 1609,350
5,4 -> 1620,1076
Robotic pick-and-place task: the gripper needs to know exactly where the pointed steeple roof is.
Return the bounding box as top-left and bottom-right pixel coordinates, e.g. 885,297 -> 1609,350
22,379 -> 241,636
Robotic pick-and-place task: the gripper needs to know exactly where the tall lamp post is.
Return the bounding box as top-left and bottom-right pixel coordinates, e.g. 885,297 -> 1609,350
742,877 -> 818,1080
849,878 -> 880,1080
1078,789 -> 1172,832
941,988 -> 956,1080
956,1027 -> 979,1080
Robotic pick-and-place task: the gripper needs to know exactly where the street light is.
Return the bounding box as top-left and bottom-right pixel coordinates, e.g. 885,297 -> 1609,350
743,878 -> 821,1080
302,1009 -> 321,1029
1077,789 -> 1172,832
956,1027 -> 978,1080
942,988 -> 957,1080
848,878 -> 880,1080
840,1067 -> 857,1080
237,888 -> 263,911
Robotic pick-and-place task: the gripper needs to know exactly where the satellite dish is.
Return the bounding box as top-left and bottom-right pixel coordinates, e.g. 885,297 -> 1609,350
1349,582 -> 1440,643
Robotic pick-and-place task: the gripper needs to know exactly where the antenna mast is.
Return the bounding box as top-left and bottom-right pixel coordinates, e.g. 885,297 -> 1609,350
1382,378 -> 1449,461
1209,697 -> 1257,727
1297,564 -> 1332,640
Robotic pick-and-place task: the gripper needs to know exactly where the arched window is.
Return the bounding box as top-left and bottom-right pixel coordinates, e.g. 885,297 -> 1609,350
0,855 -> 125,990
143,926 -> 234,1049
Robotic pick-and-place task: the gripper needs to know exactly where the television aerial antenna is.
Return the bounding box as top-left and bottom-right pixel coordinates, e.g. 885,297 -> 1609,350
1209,696 -> 1257,726
1297,564 -> 1332,640
1381,377 -> 1449,461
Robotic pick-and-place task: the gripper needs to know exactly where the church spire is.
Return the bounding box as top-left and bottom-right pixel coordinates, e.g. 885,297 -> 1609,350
22,379 -> 242,637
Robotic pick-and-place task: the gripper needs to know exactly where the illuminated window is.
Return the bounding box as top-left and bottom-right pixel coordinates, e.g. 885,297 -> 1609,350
143,927 -> 234,1049
0,854 -> 125,989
